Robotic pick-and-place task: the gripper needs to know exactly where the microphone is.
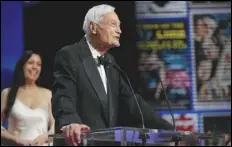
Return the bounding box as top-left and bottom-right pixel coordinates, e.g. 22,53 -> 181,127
154,69 -> 180,146
155,69 -> 176,131
98,55 -> 145,129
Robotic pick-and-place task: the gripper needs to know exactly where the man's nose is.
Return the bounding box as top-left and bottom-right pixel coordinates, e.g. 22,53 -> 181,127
117,28 -> 122,34
116,26 -> 122,34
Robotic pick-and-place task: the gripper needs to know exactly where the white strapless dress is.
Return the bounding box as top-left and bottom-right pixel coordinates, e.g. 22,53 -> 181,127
8,98 -> 52,146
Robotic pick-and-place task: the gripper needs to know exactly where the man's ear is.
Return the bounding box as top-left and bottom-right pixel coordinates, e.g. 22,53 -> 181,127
89,22 -> 97,35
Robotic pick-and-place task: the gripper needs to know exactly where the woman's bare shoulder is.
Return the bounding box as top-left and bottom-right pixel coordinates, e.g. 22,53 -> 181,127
1,88 -> 11,110
1,88 -> 10,98
38,87 -> 52,101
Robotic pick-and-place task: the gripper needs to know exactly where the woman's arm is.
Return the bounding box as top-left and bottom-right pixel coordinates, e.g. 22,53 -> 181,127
1,128 -> 18,145
1,88 -> 16,145
47,89 -> 55,135
47,97 -> 55,143
1,88 -> 32,146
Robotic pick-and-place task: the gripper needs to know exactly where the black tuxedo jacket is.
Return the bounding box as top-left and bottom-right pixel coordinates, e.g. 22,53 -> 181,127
51,37 -> 173,144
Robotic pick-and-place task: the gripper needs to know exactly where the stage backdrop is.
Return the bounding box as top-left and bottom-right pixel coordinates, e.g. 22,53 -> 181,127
23,1 -> 231,134
1,1 -> 24,90
1,1 -> 230,134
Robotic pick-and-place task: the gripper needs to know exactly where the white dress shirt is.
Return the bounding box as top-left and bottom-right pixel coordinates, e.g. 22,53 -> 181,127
86,40 -> 108,94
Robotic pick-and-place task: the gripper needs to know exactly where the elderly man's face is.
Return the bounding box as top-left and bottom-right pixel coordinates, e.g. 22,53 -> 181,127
96,12 -> 121,48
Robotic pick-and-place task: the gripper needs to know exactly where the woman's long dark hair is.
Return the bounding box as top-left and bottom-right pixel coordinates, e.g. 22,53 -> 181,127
4,50 -> 41,119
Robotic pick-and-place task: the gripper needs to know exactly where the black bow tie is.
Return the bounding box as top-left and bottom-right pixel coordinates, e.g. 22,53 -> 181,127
98,54 -> 112,67
98,55 -> 106,66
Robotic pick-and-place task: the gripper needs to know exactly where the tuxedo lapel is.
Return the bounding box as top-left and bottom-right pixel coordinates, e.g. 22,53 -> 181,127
78,38 -> 109,125
106,64 -> 117,127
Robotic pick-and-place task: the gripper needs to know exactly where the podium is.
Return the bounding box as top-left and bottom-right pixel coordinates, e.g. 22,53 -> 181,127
1,127 -> 226,146
44,126 -> 226,146
81,127 -> 226,146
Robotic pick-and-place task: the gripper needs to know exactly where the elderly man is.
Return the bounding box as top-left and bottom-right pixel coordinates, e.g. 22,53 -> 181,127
52,4 -> 173,146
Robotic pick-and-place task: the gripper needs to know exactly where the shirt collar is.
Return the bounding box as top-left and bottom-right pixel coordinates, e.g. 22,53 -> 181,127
86,36 -> 102,59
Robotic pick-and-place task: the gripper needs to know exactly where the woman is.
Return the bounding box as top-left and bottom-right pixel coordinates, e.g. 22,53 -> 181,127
1,50 -> 54,146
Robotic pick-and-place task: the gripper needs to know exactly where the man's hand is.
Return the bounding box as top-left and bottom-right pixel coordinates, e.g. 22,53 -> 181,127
61,123 -> 90,146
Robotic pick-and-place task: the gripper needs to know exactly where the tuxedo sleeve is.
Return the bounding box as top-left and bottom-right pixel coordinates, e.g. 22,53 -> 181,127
118,75 -> 173,130
52,48 -> 82,133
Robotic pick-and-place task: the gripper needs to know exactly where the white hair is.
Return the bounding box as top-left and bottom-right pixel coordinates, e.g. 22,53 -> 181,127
82,4 -> 115,34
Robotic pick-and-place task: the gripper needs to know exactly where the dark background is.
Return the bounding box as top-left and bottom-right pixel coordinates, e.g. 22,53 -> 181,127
24,1 -> 140,92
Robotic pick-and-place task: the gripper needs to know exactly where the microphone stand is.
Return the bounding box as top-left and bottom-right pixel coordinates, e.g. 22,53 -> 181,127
139,131 -> 150,146
107,62 -> 149,146
101,54 -> 150,146
113,64 -> 149,146
155,69 -> 180,146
